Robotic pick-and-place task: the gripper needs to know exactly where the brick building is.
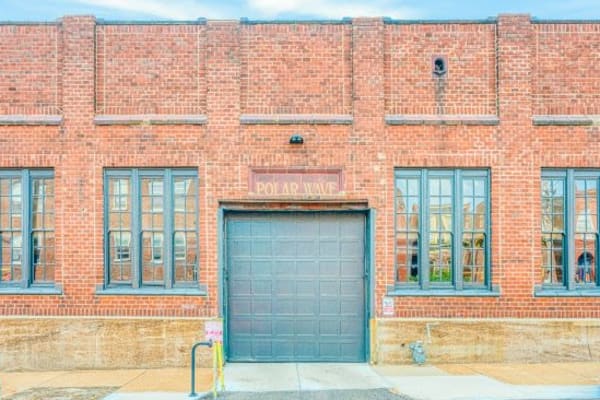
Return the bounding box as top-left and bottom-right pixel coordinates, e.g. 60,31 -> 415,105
1,14 -> 600,370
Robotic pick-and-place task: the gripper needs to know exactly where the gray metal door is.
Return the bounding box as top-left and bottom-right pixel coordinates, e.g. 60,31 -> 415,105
226,212 -> 366,362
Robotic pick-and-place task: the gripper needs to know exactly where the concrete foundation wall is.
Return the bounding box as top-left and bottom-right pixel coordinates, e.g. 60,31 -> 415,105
376,318 -> 600,364
0,317 -> 211,371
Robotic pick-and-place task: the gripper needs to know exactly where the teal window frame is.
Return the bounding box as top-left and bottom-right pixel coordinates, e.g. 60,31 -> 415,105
0,169 -> 57,291
391,168 -> 493,294
103,168 -> 200,291
538,169 -> 600,295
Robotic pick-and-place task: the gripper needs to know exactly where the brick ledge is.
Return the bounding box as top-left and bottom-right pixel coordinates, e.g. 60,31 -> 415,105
386,114 -> 499,126
240,114 -> 353,125
94,114 -> 207,125
0,115 -> 62,126
533,115 -> 600,126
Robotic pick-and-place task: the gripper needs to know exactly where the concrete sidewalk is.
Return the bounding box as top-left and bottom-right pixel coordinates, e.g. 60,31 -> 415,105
0,362 -> 599,400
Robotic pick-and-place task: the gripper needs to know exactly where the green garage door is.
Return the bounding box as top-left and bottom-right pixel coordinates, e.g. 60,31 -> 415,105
226,212 -> 366,362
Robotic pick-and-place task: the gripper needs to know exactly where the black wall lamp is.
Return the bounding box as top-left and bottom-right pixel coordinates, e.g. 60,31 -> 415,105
289,134 -> 304,144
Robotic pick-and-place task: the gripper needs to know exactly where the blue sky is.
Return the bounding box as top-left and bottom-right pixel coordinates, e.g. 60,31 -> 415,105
1,0 -> 600,21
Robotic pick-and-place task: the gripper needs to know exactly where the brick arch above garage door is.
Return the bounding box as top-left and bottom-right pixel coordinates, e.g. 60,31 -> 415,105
225,212 -> 366,362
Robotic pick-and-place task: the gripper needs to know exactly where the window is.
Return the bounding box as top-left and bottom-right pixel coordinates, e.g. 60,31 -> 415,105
394,169 -> 490,291
0,170 -> 55,287
105,169 -> 199,290
541,170 -> 600,291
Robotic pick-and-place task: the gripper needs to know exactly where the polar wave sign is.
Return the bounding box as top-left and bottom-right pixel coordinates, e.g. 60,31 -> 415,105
249,168 -> 343,197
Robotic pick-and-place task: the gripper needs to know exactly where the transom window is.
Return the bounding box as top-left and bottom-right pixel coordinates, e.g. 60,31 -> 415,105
0,169 -> 55,288
104,169 -> 198,289
394,169 -> 490,290
541,170 -> 600,290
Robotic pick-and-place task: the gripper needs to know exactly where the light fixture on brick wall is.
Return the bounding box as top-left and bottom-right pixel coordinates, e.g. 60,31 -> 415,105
433,55 -> 447,76
289,134 -> 304,144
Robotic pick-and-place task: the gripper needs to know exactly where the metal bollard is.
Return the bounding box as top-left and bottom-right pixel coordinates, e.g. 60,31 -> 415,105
190,340 -> 213,398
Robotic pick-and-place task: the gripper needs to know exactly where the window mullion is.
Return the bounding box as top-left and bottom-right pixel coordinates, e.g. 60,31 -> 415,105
566,170 -> 575,290
21,170 -> 31,288
164,170 -> 173,289
454,171 -> 463,291
132,170 -> 141,289
421,170 -> 430,290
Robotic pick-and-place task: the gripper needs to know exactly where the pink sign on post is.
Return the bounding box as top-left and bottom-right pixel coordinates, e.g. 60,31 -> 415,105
205,320 -> 223,342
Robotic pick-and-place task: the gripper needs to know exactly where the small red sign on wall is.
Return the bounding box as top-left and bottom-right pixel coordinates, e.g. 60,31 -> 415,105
249,168 -> 343,198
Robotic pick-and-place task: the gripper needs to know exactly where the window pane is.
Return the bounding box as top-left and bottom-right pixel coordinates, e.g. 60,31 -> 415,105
541,177 -> 565,285
396,232 -> 419,283
429,232 -> 452,283
109,231 -> 131,283
462,233 -> 485,285
541,233 -> 563,284
395,176 -> 420,284
142,231 -> 164,285
31,177 -> 56,284
575,235 -> 597,285
33,231 -> 55,283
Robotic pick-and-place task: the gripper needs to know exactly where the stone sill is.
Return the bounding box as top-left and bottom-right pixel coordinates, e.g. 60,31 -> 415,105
0,285 -> 62,295
534,287 -> 600,297
94,114 -> 207,125
386,114 -> 499,126
240,114 -> 353,125
96,285 -> 207,296
0,115 -> 62,126
386,285 -> 500,297
533,115 -> 600,126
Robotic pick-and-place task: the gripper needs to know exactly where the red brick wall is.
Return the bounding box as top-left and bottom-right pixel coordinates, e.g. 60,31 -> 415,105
95,24 -> 206,115
0,24 -> 61,115
385,23 -> 497,115
534,23 -> 600,115
0,16 -> 599,324
240,23 -> 352,115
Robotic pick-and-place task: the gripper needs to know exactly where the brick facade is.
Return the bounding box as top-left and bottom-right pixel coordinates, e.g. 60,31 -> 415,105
1,15 -> 600,369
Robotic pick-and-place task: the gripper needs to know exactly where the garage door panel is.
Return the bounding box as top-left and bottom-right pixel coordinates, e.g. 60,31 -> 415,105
319,319 -> 340,335
296,240 -> 318,257
297,260 -> 318,275
274,280 -> 294,295
229,300 -> 252,316
253,319 -> 273,335
341,319 -> 363,335
273,239 -> 296,256
252,279 -> 272,295
251,221 -> 271,236
296,280 -> 317,296
273,299 -> 294,315
319,260 -> 339,275
230,240 -> 251,257
319,280 -> 340,296
319,240 -> 339,256
227,212 -> 365,362
230,279 -> 251,295
296,298 -> 318,315
252,240 -> 272,257
341,240 -> 363,257
274,319 -> 295,335
295,319 -> 317,335
319,299 -> 340,315
341,280 -> 363,295
252,299 -> 272,315
251,260 -> 272,275
273,260 -> 295,275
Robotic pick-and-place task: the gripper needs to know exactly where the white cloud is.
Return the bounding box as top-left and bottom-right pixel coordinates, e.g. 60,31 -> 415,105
246,0 -> 420,19
72,0 -> 228,19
